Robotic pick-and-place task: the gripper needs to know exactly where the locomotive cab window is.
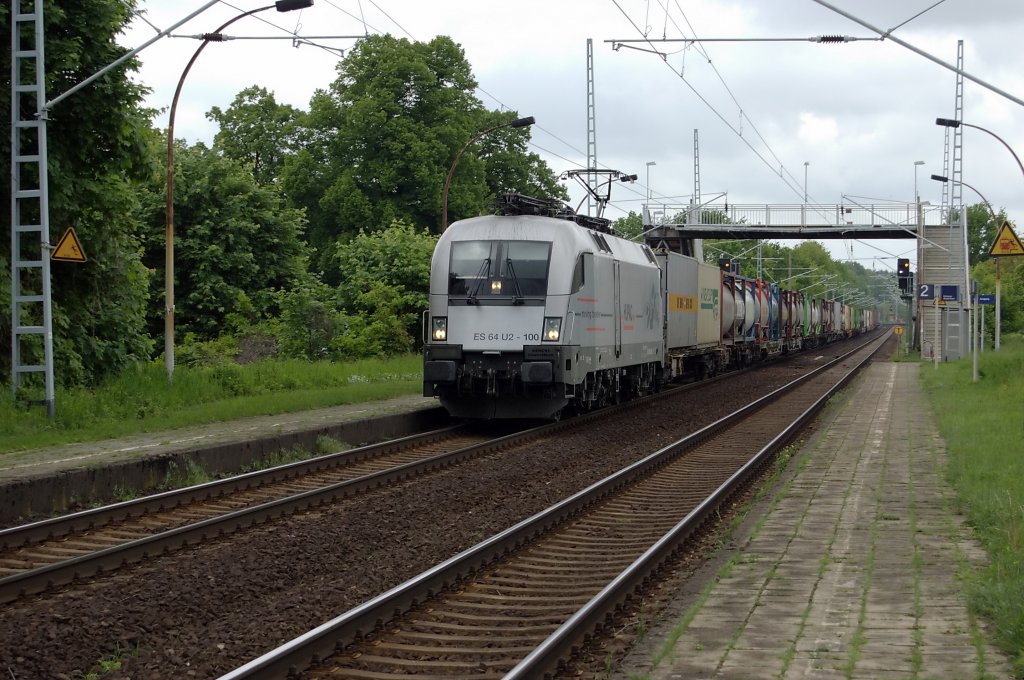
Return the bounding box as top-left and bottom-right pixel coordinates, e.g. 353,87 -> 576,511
449,240 -> 552,301
571,252 -> 591,294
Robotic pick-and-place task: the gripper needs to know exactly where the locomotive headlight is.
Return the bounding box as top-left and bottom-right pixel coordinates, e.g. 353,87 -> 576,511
491,280 -> 502,293
431,316 -> 448,342
542,317 -> 562,342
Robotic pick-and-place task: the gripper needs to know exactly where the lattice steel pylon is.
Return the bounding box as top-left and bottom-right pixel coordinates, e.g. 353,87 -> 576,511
950,40 -> 964,215
693,129 -> 701,207
940,126 -> 950,212
586,38 -> 597,215
9,0 -> 55,416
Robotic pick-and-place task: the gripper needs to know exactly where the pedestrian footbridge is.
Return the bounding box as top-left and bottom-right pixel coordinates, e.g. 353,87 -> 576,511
642,202 -> 949,240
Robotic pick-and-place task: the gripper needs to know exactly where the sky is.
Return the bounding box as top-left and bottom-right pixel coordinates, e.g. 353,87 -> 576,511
117,0 -> 1024,274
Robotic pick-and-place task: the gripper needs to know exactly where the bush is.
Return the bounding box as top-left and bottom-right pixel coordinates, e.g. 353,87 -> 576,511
175,333 -> 240,367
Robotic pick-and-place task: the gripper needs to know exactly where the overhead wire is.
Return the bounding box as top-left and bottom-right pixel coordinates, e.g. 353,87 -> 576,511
349,3 -> 609,202
211,0 -> 363,57
609,0 -> 809,203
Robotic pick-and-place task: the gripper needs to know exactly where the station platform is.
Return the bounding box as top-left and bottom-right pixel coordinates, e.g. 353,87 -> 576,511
614,361 -> 1014,679
0,394 -> 442,524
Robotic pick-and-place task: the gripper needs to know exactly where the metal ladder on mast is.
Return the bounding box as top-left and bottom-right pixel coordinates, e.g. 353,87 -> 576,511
9,0 -> 55,416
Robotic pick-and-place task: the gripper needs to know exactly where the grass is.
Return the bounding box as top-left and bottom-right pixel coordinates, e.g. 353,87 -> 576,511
919,333 -> 1024,675
84,643 -> 133,680
0,354 -> 422,454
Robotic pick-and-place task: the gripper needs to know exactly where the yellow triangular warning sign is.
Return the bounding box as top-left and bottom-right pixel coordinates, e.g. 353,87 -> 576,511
989,220 -> 1024,257
51,227 -> 87,263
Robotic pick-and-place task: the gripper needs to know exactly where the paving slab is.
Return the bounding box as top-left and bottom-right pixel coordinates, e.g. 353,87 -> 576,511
614,361 -> 1015,680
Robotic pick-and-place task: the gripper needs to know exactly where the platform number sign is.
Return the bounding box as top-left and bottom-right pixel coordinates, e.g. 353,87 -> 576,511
918,283 -> 934,300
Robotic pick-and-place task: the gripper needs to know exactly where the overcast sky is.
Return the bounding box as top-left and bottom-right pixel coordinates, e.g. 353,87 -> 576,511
119,0 -> 1024,272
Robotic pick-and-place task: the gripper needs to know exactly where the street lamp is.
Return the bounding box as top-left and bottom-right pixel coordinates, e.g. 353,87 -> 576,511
930,175 -> 996,223
646,160 -> 656,210
803,161 -> 809,203
913,160 -> 924,202
164,0 -> 313,381
935,118 -> 1024,181
441,116 -> 535,231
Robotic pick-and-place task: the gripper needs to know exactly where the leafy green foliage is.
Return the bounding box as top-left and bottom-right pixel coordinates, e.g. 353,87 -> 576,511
335,221 -> 437,352
971,256 -> 1024,339
0,354 -> 423,452
279,34 -> 564,281
277,278 -> 345,360
966,203 -> 1003,265
472,109 -> 568,203
1,0 -> 156,387
208,86 -> 303,185
140,141 -> 308,342
612,211 -> 644,241
281,34 -> 481,261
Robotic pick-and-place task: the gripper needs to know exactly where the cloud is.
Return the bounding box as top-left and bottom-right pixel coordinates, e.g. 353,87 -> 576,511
798,112 -> 839,144
119,0 -> 1024,270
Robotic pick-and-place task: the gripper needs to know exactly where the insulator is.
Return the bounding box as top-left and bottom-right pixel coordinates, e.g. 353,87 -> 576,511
814,35 -> 851,43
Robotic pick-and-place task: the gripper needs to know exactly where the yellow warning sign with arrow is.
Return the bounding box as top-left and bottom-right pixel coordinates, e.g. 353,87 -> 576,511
989,220 -> 1024,257
51,227 -> 87,263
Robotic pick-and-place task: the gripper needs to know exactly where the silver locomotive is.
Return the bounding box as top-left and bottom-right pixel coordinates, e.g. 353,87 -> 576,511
423,197 -> 663,419
423,195 -> 877,419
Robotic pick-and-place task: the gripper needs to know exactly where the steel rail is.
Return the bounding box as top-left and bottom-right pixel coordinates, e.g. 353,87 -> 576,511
0,423 -> 544,604
0,424 -> 465,548
219,333 -> 887,679
0,374 -> 719,604
506,333 -> 887,678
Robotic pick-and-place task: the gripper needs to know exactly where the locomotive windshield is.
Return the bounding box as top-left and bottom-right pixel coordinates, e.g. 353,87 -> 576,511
449,240 -> 552,301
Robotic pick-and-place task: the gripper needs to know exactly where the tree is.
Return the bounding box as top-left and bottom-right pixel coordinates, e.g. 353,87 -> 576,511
335,221 -> 437,352
1,0 -> 156,387
472,109 -> 567,203
971,255 -> 1024,338
280,34 -> 481,261
140,140 -> 308,342
612,212 -> 644,241
966,202 -> 1006,265
280,34 -> 566,280
207,86 -> 303,186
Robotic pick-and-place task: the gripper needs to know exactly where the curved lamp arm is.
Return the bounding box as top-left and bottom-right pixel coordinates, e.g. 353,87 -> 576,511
441,116 -> 535,231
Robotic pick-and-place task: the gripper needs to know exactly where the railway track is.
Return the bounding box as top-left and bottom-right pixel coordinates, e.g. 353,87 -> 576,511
0,425 -> 506,603
0,360 -> 748,605
221,332 -> 888,679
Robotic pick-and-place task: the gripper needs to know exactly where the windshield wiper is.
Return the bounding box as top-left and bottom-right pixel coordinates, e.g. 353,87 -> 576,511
467,257 -> 491,304
505,258 -> 525,305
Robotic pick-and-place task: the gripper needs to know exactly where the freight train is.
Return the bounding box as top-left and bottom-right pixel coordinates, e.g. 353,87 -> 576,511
423,194 -> 878,419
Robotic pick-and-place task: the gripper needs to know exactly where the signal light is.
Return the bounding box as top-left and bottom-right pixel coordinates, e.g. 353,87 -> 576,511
897,258 -> 911,278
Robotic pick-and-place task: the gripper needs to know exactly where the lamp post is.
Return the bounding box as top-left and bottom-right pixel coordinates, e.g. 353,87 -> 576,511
935,118 -> 1024,181
441,116 -> 535,231
912,160 -> 925,354
913,160 -> 924,202
801,161 -> 810,228
164,0 -> 313,381
645,161 -> 656,214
